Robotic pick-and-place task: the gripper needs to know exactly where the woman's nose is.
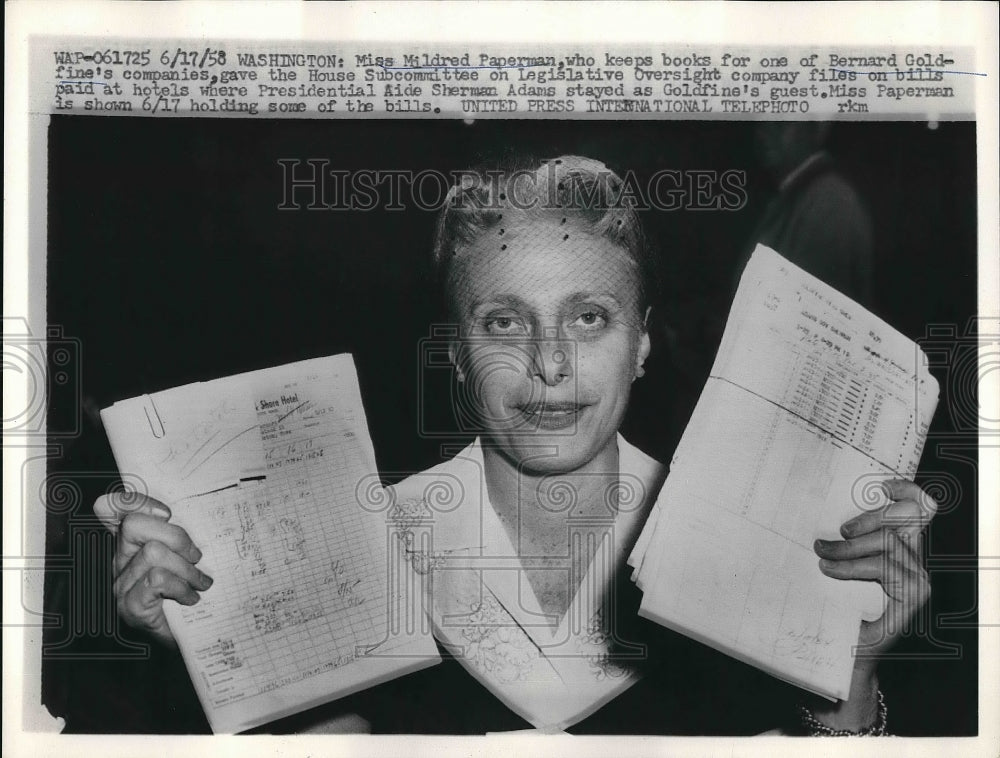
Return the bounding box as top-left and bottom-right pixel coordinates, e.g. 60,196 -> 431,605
530,327 -> 574,386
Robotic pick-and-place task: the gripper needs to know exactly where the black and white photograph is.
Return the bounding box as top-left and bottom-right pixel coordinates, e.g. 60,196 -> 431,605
4,2 -> 998,755
39,114 -> 980,735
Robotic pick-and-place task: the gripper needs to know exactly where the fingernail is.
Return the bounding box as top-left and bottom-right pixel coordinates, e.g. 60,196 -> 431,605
192,546 -> 203,563
841,520 -> 858,537
819,559 -> 835,570
813,539 -> 827,551
150,504 -> 171,519
201,573 -> 214,588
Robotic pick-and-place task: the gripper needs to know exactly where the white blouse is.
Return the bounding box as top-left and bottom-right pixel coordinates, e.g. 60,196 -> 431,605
385,434 -> 665,731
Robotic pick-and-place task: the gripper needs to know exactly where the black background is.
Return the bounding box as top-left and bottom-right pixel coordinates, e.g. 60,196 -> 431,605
44,115 -> 978,734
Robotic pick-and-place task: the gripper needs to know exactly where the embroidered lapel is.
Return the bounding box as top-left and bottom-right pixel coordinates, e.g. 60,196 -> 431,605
397,434 -> 664,730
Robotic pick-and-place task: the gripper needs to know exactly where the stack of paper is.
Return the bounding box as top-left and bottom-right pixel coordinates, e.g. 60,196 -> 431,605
102,355 -> 440,732
628,246 -> 939,700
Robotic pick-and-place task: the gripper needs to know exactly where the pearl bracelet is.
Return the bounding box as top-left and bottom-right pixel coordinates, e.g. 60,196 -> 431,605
797,688 -> 889,736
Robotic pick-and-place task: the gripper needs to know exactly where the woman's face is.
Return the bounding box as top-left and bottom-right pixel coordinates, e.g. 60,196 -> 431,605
447,212 -> 650,474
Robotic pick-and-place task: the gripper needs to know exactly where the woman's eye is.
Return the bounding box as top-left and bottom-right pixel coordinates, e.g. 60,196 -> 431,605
484,315 -> 528,336
572,310 -> 608,330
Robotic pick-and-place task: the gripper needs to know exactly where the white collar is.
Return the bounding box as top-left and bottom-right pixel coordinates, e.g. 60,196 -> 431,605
389,433 -> 665,730
409,433 -> 662,644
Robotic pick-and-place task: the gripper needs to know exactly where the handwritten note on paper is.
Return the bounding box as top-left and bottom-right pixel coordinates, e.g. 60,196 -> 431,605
713,246 -> 937,479
101,356 -> 440,732
101,380 -> 265,504
629,246 -> 939,700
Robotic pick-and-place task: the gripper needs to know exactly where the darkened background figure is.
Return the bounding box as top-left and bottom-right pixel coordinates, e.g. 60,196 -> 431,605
672,121 -> 877,418
738,122 -> 874,306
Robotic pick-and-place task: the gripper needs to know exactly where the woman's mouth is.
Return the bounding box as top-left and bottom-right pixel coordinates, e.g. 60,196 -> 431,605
514,401 -> 588,431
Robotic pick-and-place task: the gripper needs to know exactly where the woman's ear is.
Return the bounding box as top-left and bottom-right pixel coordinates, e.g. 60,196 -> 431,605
635,306 -> 652,379
448,342 -> 466,382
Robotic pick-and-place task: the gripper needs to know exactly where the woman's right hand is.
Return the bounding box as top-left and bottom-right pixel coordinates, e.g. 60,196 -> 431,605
94,491 -> 213,648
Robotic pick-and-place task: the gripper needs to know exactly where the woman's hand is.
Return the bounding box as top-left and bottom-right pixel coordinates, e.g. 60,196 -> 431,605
815,479 -> 937,662
806,479 -> 937,731
94,491 -> 213,648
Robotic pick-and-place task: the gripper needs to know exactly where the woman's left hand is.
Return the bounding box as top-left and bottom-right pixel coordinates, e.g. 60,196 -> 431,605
814,478 -> 938,666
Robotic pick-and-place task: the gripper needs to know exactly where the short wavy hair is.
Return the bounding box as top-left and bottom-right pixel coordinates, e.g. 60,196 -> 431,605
431,154 -> 658,312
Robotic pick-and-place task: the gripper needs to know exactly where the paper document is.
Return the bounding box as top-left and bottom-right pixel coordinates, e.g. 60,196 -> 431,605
628,245 -> 938,700
101,355 -> 440,732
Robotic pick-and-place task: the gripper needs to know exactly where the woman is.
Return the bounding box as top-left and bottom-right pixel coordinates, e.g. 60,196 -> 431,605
95,155 -> 934,735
